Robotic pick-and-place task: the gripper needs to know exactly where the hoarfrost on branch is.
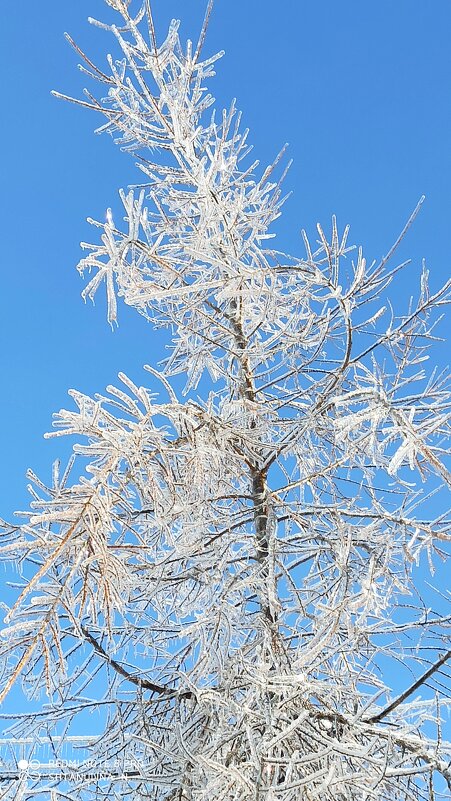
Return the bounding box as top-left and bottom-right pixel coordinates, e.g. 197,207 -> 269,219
0,1 -> 450,799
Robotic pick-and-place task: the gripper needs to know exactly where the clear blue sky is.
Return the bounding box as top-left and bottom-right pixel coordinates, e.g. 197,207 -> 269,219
1,0 -> 450,519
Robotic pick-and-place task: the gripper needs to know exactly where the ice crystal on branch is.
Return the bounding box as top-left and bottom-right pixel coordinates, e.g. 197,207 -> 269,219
1,1 -> 450,799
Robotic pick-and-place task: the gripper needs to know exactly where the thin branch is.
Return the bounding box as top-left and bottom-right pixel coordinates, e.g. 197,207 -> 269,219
194,0 -> 215,64
81,625 -> 192,699
375,195 -> 425,275
367,649 -> 451,723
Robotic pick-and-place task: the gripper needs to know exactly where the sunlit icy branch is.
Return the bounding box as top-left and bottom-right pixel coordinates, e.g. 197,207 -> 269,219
0,1 -> 450,800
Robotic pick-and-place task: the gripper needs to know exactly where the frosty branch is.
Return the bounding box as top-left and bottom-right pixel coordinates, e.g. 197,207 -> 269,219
0,1 -> 450,799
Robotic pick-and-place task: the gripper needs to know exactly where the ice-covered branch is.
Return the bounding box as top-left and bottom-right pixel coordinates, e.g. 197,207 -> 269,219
1,2 -> 450,799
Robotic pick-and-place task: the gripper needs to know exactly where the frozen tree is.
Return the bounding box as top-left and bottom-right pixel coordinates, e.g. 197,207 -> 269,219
0,1 -> 450,799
